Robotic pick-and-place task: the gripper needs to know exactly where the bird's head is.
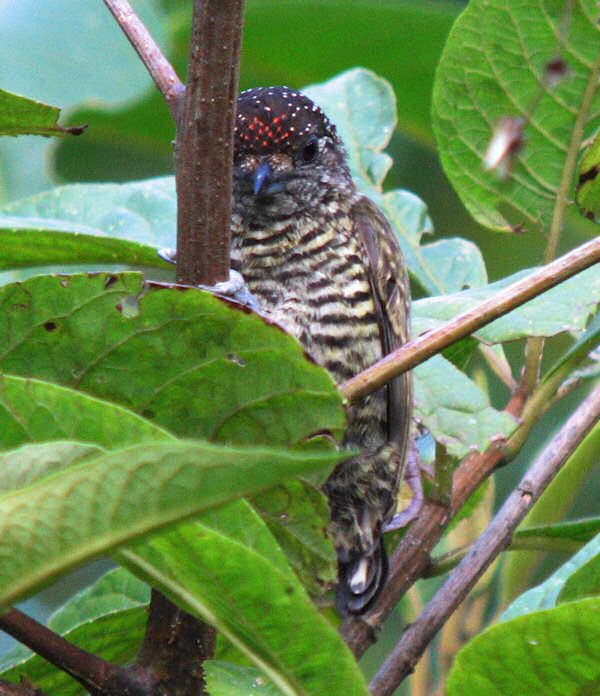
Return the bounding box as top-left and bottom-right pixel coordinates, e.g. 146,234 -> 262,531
233,87 -> 353,220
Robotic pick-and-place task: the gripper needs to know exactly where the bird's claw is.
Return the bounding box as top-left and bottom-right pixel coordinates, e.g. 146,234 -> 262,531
157,249 -> 262,312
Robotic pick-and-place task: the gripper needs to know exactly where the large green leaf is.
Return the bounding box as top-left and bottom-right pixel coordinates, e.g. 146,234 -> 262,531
0,374 -> 173,451
0,273 -> 344,445
306,68 -> 487,296
0,438 -> 340,610
0,568 -> 149,693
0,89 -> 84,138
251,480 -> 336,595
502,532 -> 600,621
205,661 -> 280,696
447,598 -> 600,695
118,516 -> 369,696
413,265 -> 600,343
515,519 -> 600,546
0,177 -> 177,263
559,552 -> 600,604
433,0 -> 600,232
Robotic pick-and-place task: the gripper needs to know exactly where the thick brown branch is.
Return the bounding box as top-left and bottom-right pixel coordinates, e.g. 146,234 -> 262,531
369,382 -> 600,696
175,0 -> 245,286
134,590 -> 216,696
103,0 -> 184,119
341,236 -> 600,402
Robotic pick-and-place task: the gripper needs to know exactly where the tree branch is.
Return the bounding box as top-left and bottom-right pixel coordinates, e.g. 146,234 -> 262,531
341,235 -> 600,403
369,382 -> 600,696
103,0 -> 185,119
134,590 -> 216,696
0,609 -> 146,696
175,0 -> 245,286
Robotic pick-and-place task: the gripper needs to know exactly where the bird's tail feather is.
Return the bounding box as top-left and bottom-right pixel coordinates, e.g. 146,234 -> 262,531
335,538 -> 388,616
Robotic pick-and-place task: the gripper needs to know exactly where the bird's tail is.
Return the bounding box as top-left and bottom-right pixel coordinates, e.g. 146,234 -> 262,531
335,538 -> 389,616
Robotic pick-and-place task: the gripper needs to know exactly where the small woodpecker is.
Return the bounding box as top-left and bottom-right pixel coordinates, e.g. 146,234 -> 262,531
231,87 -> 413,616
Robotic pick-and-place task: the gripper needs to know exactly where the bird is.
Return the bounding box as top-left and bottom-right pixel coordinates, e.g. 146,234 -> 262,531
161,86 -> 413,615
230,87 -> 413,616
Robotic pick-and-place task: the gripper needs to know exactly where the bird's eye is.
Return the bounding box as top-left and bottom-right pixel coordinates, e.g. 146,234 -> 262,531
301,137 -> 319,163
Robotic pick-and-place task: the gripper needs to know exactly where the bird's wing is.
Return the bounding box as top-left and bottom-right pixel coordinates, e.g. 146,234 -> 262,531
351,194 -> 413,455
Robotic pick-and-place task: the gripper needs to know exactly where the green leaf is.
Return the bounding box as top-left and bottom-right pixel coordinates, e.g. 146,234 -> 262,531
414,355 -> 517,457
433,0 -> 600,232
251,480 -> 336,596
0,374 -> 173,452
0,177 -> 177,261
1,608 -> 146,695
0,441 -> 101,493
413,265 -> 600,343
305,68 -> 487,295
205,661 -> 280,696
0,273 -> 345,445
447,598 -> 600,696
502,531 -> 600,621
0,89 -> 84,138
559,552 -> 600,604
0,568 -> 149,692
577,130 -> 600,223
515,519 -> 600,546
544,311 -> 600,383
118,517 -> 369,696
0,439 -> 341,610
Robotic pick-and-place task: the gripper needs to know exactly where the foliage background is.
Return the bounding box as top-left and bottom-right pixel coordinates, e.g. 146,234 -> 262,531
0,0 -> 597,692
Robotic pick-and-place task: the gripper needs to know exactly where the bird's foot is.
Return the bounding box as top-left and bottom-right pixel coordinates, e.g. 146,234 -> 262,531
383,441 -> 424,532
157,248 -> 262,312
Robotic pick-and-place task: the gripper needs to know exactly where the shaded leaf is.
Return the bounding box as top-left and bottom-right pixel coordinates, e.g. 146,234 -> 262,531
577,130 -> 600,223
502,532 -> 600,621
447,598 -> 600,696
515,519 -> 600,546
0,374 -> 173,452
118,517 -> 369,696
0,439 -> 341,610
0,89 -> 84,138
433,0 -> 600,232
414,355 -> 517,457
558,551 -> 600,604
251,480 -> 336,595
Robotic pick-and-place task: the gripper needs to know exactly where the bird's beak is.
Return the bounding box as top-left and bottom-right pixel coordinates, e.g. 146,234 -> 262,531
253,160 -> 274,197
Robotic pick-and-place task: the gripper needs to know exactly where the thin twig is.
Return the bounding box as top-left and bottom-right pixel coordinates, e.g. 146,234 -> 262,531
103,0 -> 185,119
341,235 -> 600,403
0,609 -> 147,696
175,0 -> 245,286
0,678 -> 49,696
478,344 -> 518,392
369,382 -> 600,696
425,535 -> 583,578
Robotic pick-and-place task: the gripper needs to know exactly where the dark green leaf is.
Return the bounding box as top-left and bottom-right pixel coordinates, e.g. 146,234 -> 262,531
0,89 -> 84,138
576,130 -> 600,223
